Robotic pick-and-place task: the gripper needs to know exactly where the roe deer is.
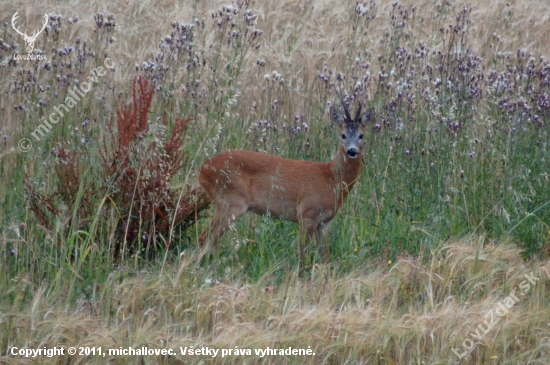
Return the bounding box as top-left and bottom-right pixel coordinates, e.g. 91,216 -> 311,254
198,102 -> 374,264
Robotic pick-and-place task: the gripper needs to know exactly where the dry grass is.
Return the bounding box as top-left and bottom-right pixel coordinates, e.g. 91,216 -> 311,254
1,238 -> 549,364
4,0 -> 550,77
2,0 -> 550,139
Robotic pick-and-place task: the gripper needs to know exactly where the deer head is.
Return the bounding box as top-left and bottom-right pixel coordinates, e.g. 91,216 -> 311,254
330,99 -> 375,159
12,11 -> 49,54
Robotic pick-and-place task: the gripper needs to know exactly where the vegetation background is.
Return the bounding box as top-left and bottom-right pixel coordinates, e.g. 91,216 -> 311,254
1,0 -> 550,363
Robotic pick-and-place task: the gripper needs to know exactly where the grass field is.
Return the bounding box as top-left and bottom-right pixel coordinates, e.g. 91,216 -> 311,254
1,0 -> 550,363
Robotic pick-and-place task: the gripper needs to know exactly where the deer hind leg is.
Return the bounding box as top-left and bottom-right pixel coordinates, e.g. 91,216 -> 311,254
199,195 -> 248,255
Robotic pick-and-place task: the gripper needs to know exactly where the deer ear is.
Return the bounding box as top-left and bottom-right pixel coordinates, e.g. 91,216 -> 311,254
330,107 -> 345,126
360,108 -> 375,126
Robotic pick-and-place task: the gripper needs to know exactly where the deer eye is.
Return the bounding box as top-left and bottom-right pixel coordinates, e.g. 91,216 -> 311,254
359,134 -> 364,139
341,134 -> 346,139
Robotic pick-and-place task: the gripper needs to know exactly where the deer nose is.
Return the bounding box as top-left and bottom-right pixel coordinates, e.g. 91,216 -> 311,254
347,148 -> 358,158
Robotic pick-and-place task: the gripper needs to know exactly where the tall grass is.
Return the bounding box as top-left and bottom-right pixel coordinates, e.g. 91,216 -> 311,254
0,0 -> 549,363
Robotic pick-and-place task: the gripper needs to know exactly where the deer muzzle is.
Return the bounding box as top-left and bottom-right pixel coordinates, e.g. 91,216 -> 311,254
346,148 -> 359,159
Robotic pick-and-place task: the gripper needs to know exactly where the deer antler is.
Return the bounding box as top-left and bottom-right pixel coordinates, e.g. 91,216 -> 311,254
354,101 -> 363,123
341,95 -> 353,122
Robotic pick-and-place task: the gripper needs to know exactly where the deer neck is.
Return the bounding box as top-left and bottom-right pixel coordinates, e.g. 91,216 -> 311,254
329,146 -> 362,193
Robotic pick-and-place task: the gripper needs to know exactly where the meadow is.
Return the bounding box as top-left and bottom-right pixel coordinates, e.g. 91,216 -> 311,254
1,0 -> 550,363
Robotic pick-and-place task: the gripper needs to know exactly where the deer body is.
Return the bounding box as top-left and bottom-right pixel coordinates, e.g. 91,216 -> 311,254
198,104 -> 374,263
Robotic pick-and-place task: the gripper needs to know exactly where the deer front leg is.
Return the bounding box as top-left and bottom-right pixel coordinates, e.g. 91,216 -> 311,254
315,223 -> 331,264
297,216 -> 318,268
297,221 -> 332,265
199,197 -> 247,256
